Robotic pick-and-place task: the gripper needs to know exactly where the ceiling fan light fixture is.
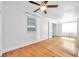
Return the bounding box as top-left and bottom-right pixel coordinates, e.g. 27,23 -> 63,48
40,6 -> 46,11
29,1 -> 58,14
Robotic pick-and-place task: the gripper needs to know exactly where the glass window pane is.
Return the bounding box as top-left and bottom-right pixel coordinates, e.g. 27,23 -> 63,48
62,22 -> 77,36
27,16 -> 36,32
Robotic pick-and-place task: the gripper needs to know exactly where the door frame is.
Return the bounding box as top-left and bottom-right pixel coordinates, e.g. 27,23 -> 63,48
48,22 -> 49,40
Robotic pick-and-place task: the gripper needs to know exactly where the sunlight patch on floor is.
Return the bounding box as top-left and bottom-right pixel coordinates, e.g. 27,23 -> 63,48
78,51 -> 79,56
60,37 -> 77,54
61,37 -> 75,41
62,40 -> 76,53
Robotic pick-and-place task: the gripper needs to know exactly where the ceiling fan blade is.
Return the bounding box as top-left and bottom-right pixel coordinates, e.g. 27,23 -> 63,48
47,5 -> 58,8
29,1 -> 40,6
44,10 -> 47,14
33,8 -> 40,12
44,1 -> 48,4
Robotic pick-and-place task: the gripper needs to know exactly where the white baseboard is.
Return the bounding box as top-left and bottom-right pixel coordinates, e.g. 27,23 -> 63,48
2,38 -> 47,54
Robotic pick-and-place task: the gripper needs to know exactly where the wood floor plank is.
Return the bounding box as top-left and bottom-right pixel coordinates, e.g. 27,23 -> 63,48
3,37 -> 78,57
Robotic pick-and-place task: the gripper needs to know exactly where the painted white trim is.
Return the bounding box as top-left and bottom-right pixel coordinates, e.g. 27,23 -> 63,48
2,38 -> 47,53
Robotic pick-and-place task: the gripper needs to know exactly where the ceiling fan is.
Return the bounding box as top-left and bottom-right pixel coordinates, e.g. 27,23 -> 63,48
29,1 -> 58,14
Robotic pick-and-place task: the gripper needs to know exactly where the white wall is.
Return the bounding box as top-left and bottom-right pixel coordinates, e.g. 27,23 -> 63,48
77,17 -> 79,49
48,22 -> 52,38
55,22 -> 62,36
52,23 -> 56,36
36,17 -> 49,40
2,1 -> 37,53
0,2 -> 2,56
77,17 -> 79,37
36,17 -> 56,40
2,1 -> 56,53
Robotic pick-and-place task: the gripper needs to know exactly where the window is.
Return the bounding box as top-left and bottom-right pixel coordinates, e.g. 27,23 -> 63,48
62,22 -> 77,36
27,16 -> 36,32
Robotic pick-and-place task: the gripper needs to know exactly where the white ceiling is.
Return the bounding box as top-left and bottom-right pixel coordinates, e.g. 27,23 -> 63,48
25,1 -> 79,21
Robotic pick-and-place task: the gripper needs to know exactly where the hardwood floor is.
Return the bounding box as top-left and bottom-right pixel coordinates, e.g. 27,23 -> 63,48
3,37 -> 78,57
